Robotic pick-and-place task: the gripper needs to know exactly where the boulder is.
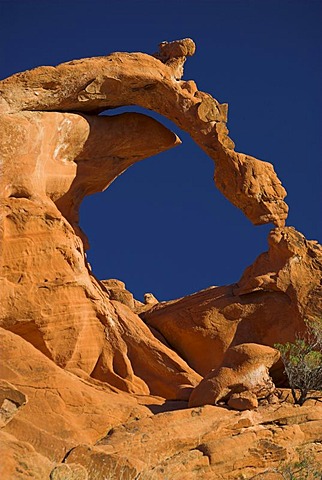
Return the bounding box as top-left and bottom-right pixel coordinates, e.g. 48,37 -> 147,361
227,391 -> 259,410
188,343 -> 280,408
101,279 -> 143,310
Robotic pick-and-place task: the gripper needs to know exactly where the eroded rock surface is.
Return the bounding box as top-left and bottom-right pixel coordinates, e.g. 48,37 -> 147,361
143,226 -> 322,380
0,380 -> 27,428
0,38 -> 288,227
68,403 -> 322,479
0,431 -> 53,480
0,39 -> 321,479
189,343 -> 280,409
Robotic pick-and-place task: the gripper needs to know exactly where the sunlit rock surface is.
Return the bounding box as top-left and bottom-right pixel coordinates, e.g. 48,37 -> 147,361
0,38 -> 288,226
0,39 -> 321,479
188,343 -> 280,409
143,226 -> 322,380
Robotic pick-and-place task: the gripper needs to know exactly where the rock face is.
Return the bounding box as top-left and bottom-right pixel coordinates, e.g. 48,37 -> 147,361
0,39 -> 321,479
189,343 -> 280,409
143,226 -> 322,380
0,39 -> 287,227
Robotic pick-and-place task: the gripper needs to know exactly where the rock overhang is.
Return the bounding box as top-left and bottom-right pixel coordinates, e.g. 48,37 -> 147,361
0,38 -> 288,229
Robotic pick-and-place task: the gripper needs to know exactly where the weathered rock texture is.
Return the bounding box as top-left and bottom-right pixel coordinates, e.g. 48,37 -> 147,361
189,343 -> 280,409
143,227 -> 322,380
0,39 -> 288,227
0,39 -> 321,479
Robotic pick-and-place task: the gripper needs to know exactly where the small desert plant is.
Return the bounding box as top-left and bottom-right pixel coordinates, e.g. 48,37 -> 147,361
276,451 -> 322,480
275,318 -> 322,405
250,451 -> 322,480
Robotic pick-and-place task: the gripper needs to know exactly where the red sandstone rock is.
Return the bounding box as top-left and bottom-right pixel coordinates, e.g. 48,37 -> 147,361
143,227 -> 322,380
66,403 -> 322,479
0,39 -> 288,226
0,328 -> 151,461
228,391 -> 259,410
189,343 -> 279,408
49,464 -> 88,480
0,431 -> 53,480
0,110 -> 180,249
0,110 -> 200,400
101,279 -> 143,310
0,40 -> 321,479
0,381 -> 27,428
144,293 -> 159,305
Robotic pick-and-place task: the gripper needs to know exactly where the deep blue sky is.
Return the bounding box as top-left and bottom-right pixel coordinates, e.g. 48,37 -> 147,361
1,0 -> 321,301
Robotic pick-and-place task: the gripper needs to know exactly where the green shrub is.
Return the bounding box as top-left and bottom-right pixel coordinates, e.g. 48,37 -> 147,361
275,318 -> 322,405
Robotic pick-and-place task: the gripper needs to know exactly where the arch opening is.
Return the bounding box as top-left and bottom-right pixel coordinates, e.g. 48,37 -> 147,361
79,106 -> 272,302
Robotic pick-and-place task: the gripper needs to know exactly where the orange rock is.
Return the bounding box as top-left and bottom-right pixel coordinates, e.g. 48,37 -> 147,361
0,40 -> 321,479
0,431 -> 53,480
101,278 -> 142,310
0,327 -> 150,461
64,403 -> 322,479
0,110 -> 200,400
144,293 -> 159,305
0,110 -> 180,248
0,39 -> 288,226
0,380 -> 27,427
188,343 -> 279,408
235,227 -> 322,315
228,391 -> 259,410
48,463 -> 88,480
143,227 -> 322,380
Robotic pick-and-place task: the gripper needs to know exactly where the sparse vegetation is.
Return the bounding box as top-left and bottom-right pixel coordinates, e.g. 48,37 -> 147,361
276,456 -> 322,480
250,450 -> 322,480
275,318 -> 322,405
275,449 -> 322,480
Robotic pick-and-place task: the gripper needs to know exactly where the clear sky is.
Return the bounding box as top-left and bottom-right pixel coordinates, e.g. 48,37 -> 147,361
1,0 -> 321,301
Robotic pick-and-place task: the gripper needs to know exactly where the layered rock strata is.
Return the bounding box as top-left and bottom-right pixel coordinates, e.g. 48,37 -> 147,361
0,39 -> 321,479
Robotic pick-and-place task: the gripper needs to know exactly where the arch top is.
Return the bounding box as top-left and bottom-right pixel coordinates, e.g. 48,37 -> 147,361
0,39 -> 288,226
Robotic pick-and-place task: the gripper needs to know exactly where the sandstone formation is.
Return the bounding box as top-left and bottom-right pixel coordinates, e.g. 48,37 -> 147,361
101,279 -> 143,310
143,226 -> 322,381
189,343 -> 280,409
90,402 -> 322,479
144,293 -> 159,306
0,39 -> 288,227
0,39 -> 321,479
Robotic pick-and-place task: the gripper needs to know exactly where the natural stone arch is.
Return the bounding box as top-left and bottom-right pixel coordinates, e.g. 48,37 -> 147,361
4,39 -> 312,406
1,38 -> 322,480
0,38 -> 288,232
